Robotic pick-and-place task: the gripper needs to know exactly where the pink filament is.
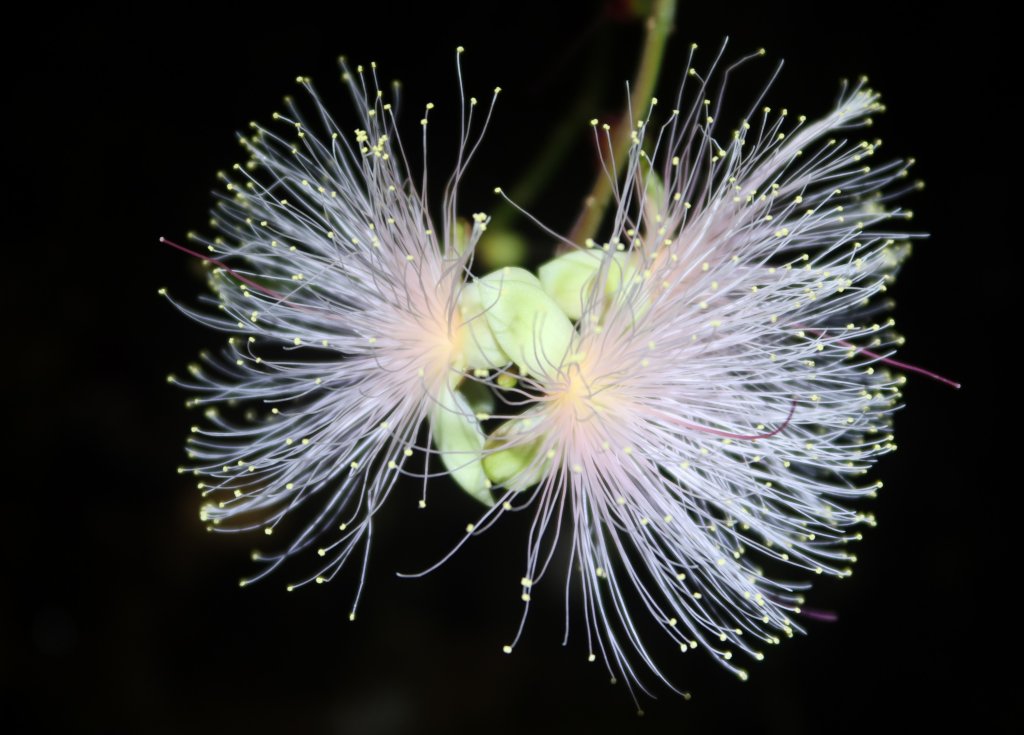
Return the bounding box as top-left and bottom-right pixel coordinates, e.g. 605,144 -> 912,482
836,339 -> 961,389
647,398 -> 798,441
798,606 -> 839,623
799,326 -> 960,389
160,237 -> 286,301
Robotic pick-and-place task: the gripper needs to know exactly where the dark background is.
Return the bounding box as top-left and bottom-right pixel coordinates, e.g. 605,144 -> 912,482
8,2 -> 1006,733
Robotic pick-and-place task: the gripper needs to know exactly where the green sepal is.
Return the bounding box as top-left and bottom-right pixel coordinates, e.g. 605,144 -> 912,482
481,414 -> 551,491
430,381 -> 493,506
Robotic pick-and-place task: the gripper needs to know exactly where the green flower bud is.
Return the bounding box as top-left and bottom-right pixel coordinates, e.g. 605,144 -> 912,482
458,281 -> 511,370
476,267 -> 574,379
538,249 -> 628,320
477,229 -> 529,270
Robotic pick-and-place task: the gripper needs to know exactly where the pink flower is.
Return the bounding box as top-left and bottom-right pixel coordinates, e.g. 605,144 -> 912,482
480,55 -> 924,698
164,57 -> 497,615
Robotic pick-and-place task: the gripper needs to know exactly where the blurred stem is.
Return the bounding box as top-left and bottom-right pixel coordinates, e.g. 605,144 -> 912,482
486,31 -> 609,236
487,89 -> 596,234
568,0 -> 676,245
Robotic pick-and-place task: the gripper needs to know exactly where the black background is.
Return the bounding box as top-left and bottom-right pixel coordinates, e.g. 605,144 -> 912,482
8,2 -> 1007,733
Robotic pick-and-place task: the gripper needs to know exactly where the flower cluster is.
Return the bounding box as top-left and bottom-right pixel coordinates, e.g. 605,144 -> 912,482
166,47 -> 927,698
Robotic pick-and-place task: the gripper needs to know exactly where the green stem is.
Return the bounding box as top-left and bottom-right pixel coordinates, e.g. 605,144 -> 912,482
486,33 -> 610,236
487,88 -> 596,234
568,0 -> 676,245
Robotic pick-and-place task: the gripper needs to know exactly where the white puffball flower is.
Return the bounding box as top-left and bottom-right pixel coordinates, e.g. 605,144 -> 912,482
458,48 -> 941,701
164,54 -> 500,610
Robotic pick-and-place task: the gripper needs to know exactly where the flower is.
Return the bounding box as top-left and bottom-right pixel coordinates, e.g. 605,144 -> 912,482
164,55 -> 499,611
162,43 -> 942,704
469,50 -> 923,698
